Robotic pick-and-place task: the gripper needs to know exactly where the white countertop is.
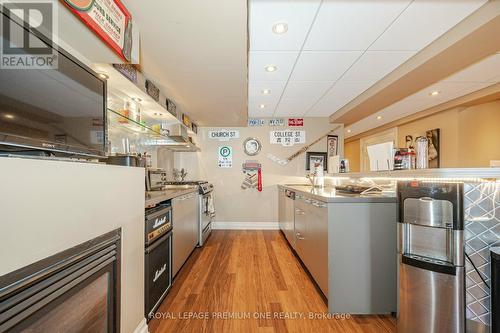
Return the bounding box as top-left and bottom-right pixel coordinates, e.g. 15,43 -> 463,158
326,168 -> 500,180
145,187 -> 198,208
279,184 -> 397,203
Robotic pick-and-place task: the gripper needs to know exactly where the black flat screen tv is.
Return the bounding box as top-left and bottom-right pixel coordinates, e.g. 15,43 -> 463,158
0,10 -> 107,158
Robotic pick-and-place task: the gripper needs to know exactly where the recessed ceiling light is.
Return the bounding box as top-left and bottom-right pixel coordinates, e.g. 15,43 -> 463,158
429,91 -> 441,96
4,114 -> 14,119
347,129 -> 352,133
377,116 -> 382,120
132,97 -> 142,102
97,72 -> 109,80
154,112 -> 163,116
265,65 -> 277,72
272,22 -> 288,34
261,89 -> 271,95
259,104 -> 266,109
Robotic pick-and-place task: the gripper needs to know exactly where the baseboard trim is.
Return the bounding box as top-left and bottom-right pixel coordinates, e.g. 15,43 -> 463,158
132,318 -> 149,333
212,221 -> 279,230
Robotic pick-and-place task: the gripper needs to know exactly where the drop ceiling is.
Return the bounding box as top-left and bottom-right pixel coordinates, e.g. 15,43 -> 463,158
248,0 -> 489,119
121,0 -> 248,126
346,52 -> 500,137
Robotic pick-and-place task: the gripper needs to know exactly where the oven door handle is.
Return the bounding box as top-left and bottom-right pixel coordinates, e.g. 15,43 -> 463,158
145,230 -> 172,254
145,206 -> 172,221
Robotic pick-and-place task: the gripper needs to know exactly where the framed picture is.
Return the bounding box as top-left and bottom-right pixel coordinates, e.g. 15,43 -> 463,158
306,152 -> 328,171
327,135 -> 338,157
426,128 -> 440,168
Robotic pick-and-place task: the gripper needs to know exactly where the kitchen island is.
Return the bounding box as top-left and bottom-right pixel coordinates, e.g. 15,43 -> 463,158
278,184 -> 398,315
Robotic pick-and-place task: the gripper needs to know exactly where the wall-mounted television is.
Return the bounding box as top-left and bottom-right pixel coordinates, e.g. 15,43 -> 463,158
0,10 -> 107,158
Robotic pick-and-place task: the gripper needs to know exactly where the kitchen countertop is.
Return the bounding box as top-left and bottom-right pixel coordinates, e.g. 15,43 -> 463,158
145,187 -> 198,208
279,184 -> 397,203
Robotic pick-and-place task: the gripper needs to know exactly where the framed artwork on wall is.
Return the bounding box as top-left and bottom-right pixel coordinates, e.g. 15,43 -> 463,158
306,152 -> 328,171
426,128 -> 440,168
327,135 -> 338,157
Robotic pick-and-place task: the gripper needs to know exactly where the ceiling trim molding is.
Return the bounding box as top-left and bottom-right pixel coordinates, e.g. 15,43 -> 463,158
345,82 -> 500,143
330,1 -> 500,126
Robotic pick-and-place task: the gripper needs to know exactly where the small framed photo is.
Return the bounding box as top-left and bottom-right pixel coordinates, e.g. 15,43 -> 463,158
327,135 -> 338,157
306,152 -> 328,171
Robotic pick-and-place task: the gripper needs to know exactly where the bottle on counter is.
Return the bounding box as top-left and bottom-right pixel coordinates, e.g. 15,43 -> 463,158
118,101 -> 130,123
415,136 -> 429,169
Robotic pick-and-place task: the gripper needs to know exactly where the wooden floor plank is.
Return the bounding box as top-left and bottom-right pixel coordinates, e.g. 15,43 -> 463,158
150,230 -> 396,333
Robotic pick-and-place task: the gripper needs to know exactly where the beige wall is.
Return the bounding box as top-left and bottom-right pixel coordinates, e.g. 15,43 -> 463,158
169,118 -> 343,224
0,158 -> 146,333
346,100 -> 500,170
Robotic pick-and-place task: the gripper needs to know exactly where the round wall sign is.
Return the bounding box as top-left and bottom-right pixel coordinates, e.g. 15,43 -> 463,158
243,137 -> 261,156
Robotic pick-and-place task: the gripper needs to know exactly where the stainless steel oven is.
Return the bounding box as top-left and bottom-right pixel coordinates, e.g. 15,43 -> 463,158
164,181 -> 215,247
145,203 -> 172,320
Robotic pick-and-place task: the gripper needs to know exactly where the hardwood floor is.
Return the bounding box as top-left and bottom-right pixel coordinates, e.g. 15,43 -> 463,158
149,230 -> 396,333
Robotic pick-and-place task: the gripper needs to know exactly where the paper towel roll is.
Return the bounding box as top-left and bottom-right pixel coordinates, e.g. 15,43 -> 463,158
328,155 -> 340,174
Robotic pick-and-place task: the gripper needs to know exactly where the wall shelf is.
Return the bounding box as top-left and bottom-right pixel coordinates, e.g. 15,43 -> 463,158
92,63 -> 200,153
108,109 -> 199,153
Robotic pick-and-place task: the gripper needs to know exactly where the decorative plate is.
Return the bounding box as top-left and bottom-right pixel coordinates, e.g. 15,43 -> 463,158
243,137 -> 261,156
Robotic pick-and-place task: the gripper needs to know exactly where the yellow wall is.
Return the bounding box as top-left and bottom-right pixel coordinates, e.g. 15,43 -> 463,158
397,108 -> 460,167
344,140 -> 361,172
346,100 -> 500,170
458,101 -> 500,167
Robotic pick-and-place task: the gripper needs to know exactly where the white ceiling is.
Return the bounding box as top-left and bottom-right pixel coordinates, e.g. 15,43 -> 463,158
248,0 -> 488,119
346,52 -> 500,137
121,0 -> 248,126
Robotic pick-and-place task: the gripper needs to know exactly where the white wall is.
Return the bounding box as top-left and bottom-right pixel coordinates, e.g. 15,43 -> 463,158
163,118 -> 343,225
0,157 -> 145,333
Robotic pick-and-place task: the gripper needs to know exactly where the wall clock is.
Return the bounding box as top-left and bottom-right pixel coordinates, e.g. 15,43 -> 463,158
243,137 -> 261,156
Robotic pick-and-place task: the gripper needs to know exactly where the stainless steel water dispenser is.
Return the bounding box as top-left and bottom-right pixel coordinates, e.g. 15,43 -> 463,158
397,181 -> 464,333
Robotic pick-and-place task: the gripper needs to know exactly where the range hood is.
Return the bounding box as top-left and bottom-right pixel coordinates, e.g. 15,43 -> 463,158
168,124 -> 190,143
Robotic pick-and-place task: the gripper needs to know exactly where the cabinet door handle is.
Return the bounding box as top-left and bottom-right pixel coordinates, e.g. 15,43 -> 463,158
295,209 -> 305,215
296,232 -> 305,240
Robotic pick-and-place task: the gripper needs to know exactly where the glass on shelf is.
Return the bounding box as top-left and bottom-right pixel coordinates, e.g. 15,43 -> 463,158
107,108 -> 181,154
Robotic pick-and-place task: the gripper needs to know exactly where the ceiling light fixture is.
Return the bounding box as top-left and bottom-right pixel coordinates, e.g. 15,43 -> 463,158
377,116 -> 382,120
154,112 -> 163,116
347,129 -> 352,133
261,89 -> 271,95
4,114 -> 14,119
97,72 -> 109,80
272,22 -> 288,34
132,97 -> 142,102
429,91 -> 441,96
259,104 -> 266,109
265,65 -> 277,72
